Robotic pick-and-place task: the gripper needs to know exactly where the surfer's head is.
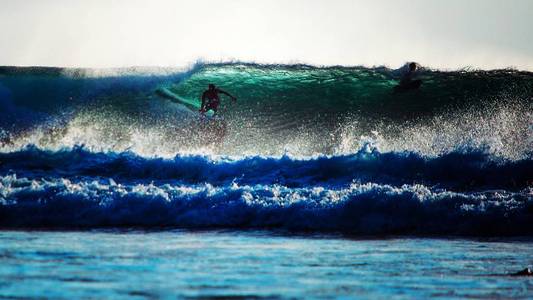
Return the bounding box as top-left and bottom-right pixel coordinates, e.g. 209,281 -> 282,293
208,84 -> 215,90
409,62 -> 417,72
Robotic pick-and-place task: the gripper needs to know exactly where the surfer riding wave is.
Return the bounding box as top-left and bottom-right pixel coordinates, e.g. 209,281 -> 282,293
200,84 -> 237,115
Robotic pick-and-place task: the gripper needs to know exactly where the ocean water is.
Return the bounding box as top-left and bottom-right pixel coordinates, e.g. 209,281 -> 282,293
1,230 -> 532,299
0,63 -> 532,298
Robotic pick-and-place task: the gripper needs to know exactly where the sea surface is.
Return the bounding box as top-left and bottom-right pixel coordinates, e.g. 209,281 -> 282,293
1,230 -> 532,299
0,63 -> 532,298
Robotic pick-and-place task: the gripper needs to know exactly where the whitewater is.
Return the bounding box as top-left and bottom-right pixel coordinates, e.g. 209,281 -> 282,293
0,63 -> 532,235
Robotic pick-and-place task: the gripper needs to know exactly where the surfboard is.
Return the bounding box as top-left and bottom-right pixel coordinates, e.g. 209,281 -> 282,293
156,87 -> 200,110
156,87 -> 214,117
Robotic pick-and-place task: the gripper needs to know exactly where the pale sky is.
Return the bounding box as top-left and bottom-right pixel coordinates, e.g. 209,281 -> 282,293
1,0 -> 532,70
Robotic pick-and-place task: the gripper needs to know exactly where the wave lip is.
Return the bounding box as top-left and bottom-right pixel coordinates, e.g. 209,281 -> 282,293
0,174 -> 531,235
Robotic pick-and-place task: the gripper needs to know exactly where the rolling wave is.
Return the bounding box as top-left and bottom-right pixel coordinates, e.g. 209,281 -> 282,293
0,144 -> 530,191
0,145 -> 531,234
0,172 -> 531,235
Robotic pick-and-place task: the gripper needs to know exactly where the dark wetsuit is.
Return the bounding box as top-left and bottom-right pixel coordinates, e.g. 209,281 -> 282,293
201,88 -> 236,114
201,89 -> 221,112
396,70 -> 422,92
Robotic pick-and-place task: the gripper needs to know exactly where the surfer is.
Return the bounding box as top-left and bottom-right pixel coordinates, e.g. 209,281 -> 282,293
200,84 -> 237,115
400,62 -> 418,85
395,62 -> 422,93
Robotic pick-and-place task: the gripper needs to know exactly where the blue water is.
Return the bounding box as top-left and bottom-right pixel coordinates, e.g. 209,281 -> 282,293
1,230 -> 532,299
0,145 -> 531,234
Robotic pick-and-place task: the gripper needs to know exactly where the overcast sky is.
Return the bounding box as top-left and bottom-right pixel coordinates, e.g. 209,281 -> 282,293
1,0 -> 532,70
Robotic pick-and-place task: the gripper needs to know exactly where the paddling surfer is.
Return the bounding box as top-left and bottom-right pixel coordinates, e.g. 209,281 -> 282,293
200,84 -> 237,115
396,62 -> 422,91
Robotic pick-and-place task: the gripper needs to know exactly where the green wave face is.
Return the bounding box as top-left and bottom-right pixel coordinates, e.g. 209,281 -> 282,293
167,63 -> 533,120
158,63 -> 532,156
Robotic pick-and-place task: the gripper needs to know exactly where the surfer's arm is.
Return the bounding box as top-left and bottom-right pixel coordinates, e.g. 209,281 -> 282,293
217,89 -> 237,101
